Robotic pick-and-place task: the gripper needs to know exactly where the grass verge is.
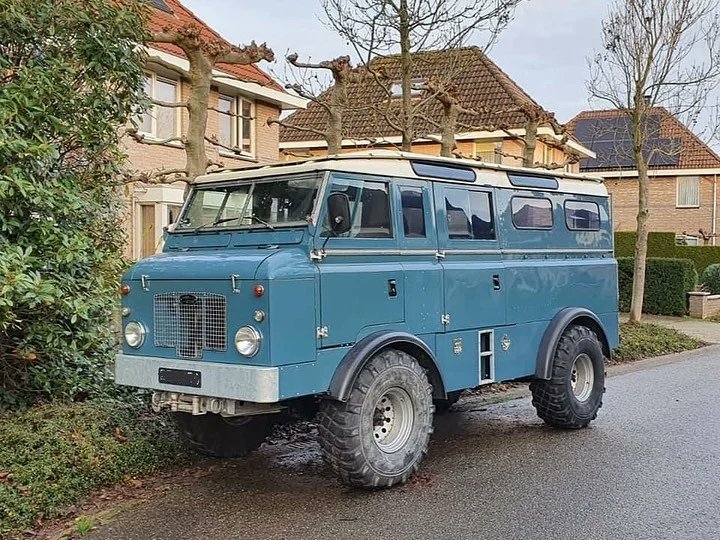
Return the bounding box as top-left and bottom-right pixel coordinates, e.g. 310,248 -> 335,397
613,322 -> 704,363
0,401 -> 193,536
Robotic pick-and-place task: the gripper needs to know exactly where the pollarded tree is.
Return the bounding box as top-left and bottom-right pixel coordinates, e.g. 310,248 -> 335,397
127,24 -> 274,185
271,53 -> 362,155
0,0 -> 147,408
588,0 -> 720,322
323,0 -> 522,151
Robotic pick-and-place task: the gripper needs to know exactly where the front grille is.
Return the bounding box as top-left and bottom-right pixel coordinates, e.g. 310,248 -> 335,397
153,292 -> 227,359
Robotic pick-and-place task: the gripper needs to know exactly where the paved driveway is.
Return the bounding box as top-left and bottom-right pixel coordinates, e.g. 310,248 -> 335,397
91,346 -> 720,540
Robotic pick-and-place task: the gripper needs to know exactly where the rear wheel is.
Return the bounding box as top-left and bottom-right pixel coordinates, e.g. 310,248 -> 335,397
174,412 -> 275,458
530,325 -> 605,429
318,349 -> 434,489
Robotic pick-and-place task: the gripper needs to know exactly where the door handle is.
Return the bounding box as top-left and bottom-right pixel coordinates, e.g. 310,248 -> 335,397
492,274 -> 501,290
388,279 -> 398,297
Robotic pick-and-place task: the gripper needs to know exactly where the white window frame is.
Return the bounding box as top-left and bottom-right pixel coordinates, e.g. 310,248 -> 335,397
138,71 -> 181,142
473,141 -> 502,164
218,93 -> 255,158
390,78 -> 425,99
676,176 -> 700,208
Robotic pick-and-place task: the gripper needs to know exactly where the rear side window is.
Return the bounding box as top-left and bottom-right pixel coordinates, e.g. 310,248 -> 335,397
327,178 -> 392,238
565,200 -> 600,230
511,197 -> 553,229
445,188 -> 495,240
400,187 -> 426,238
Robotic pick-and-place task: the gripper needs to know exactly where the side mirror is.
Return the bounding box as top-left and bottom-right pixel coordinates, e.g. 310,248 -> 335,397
327,192 -> 351,235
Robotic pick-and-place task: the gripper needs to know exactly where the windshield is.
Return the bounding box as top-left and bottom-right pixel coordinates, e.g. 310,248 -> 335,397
173,174 -> 322,232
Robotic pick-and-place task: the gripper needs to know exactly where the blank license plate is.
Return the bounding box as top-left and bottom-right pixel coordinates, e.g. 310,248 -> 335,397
158,368 -> 201,388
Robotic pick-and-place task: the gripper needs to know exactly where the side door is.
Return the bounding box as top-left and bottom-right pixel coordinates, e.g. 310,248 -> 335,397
433,183 -> 506,331
315,173 -> 404,347
394,179 -> 444,336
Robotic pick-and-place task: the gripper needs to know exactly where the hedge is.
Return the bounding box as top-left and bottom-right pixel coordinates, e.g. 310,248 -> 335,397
617,257 -> 698,316
615,232 -> 720,275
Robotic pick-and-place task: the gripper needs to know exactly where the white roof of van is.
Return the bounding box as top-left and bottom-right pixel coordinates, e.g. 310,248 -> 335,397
195,150 -> 607,197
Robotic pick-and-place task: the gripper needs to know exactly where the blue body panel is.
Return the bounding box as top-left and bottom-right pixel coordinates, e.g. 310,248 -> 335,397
119,168 -> 620,403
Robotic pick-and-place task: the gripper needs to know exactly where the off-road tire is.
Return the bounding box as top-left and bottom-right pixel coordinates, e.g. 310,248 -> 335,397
318,349 -> 434,489
530,325 -> 605,429
173,412 -> 275,458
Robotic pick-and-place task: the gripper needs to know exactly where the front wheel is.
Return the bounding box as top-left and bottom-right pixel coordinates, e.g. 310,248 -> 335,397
173,412 -> 276,458
530,325 -> 605,429
318,349 -> 434,489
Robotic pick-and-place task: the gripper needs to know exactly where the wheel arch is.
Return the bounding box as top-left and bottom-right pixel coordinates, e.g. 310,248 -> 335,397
536,307 -> 611,380
327,331 -> 446,402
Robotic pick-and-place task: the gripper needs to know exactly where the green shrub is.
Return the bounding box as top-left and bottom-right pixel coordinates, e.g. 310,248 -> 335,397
0,402 -> 193,536
701,264 -> 720,294
0,0 -> 148,408
617,257 -> 697,315
615,232 -> 720,275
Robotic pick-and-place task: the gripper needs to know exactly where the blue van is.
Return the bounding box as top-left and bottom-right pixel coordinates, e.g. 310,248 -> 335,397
116,151 -> 618,488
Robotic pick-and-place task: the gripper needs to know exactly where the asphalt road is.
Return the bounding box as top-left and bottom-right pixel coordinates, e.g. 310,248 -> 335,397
91,347 -> 720,540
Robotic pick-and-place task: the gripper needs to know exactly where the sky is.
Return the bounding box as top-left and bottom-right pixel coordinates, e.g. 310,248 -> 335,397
182,0 -> 610,123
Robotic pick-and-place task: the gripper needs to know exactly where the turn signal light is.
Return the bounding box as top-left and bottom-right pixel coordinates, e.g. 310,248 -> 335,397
253,284 -> 264,297
119,284 -> 130,296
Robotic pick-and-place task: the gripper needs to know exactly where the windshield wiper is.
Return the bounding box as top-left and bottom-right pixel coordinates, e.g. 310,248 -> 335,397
248,214 -> 276,230
192,216 -> 242,232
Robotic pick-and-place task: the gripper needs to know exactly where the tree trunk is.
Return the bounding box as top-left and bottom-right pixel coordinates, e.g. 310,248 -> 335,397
629,151 -> 650,323
326,76 -> 346,155
399,0 -> 413,152
185,50 -> 213,187
439,102 -> 457,157
522,118 -> 538,167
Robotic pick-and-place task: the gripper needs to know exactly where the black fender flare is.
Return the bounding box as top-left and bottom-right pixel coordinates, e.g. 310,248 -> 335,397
535,307 -> 612,380
327,331 -> 446,402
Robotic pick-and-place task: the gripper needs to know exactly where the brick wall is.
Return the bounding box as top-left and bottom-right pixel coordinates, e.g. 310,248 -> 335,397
604,175 -> 718,238
122,78 -> 282,259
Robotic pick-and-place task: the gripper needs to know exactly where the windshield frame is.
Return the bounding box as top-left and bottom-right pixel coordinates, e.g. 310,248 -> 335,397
169,172 -> 328,234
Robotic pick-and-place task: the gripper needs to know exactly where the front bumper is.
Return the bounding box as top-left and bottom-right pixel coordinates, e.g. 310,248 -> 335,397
115,354 -> 280,403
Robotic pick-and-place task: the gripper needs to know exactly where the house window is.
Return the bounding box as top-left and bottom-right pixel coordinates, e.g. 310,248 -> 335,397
139,73 -> 179,140
542,144 -> 554,165
677,176 -> 700,208
390,78 -> 425,98
218,94 -> 254,155
474,141 -> 502,164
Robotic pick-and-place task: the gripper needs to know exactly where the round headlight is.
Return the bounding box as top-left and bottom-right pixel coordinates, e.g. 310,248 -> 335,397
235,326 -> 261,357
124,321 -> 146,348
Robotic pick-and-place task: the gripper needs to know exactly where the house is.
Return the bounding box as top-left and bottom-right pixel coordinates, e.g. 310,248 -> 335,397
279,47 -> 594,171
568,108 -> 720,245
124,0 -> 304,258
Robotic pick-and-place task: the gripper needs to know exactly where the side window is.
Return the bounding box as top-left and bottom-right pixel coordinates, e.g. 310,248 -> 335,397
565,200 -> 600,230
511,197 -> 553,229
327,178 -> 392,238
445,188 -> 495,240
400,187 -> 426,238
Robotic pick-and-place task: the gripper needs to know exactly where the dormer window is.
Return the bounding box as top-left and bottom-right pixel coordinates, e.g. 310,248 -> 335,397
390,78 -> 426,98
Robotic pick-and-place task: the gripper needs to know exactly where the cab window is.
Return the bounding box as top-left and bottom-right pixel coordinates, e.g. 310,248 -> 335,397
400,187 -> 426,238
326,178 -> 392,238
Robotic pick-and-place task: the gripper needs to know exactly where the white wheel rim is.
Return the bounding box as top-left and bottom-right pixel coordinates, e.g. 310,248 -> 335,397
571,353 -> 594,402
372,387 -> 415,453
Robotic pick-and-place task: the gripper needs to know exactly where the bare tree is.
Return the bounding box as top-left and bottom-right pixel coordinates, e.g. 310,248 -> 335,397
270,53 -> 362,155
588,0 -> 720,323
126,23 -> 274,185
322,0 -> 521,151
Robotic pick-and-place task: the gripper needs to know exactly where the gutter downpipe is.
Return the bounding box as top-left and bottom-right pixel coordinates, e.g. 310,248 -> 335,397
713,174 -> 717,246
